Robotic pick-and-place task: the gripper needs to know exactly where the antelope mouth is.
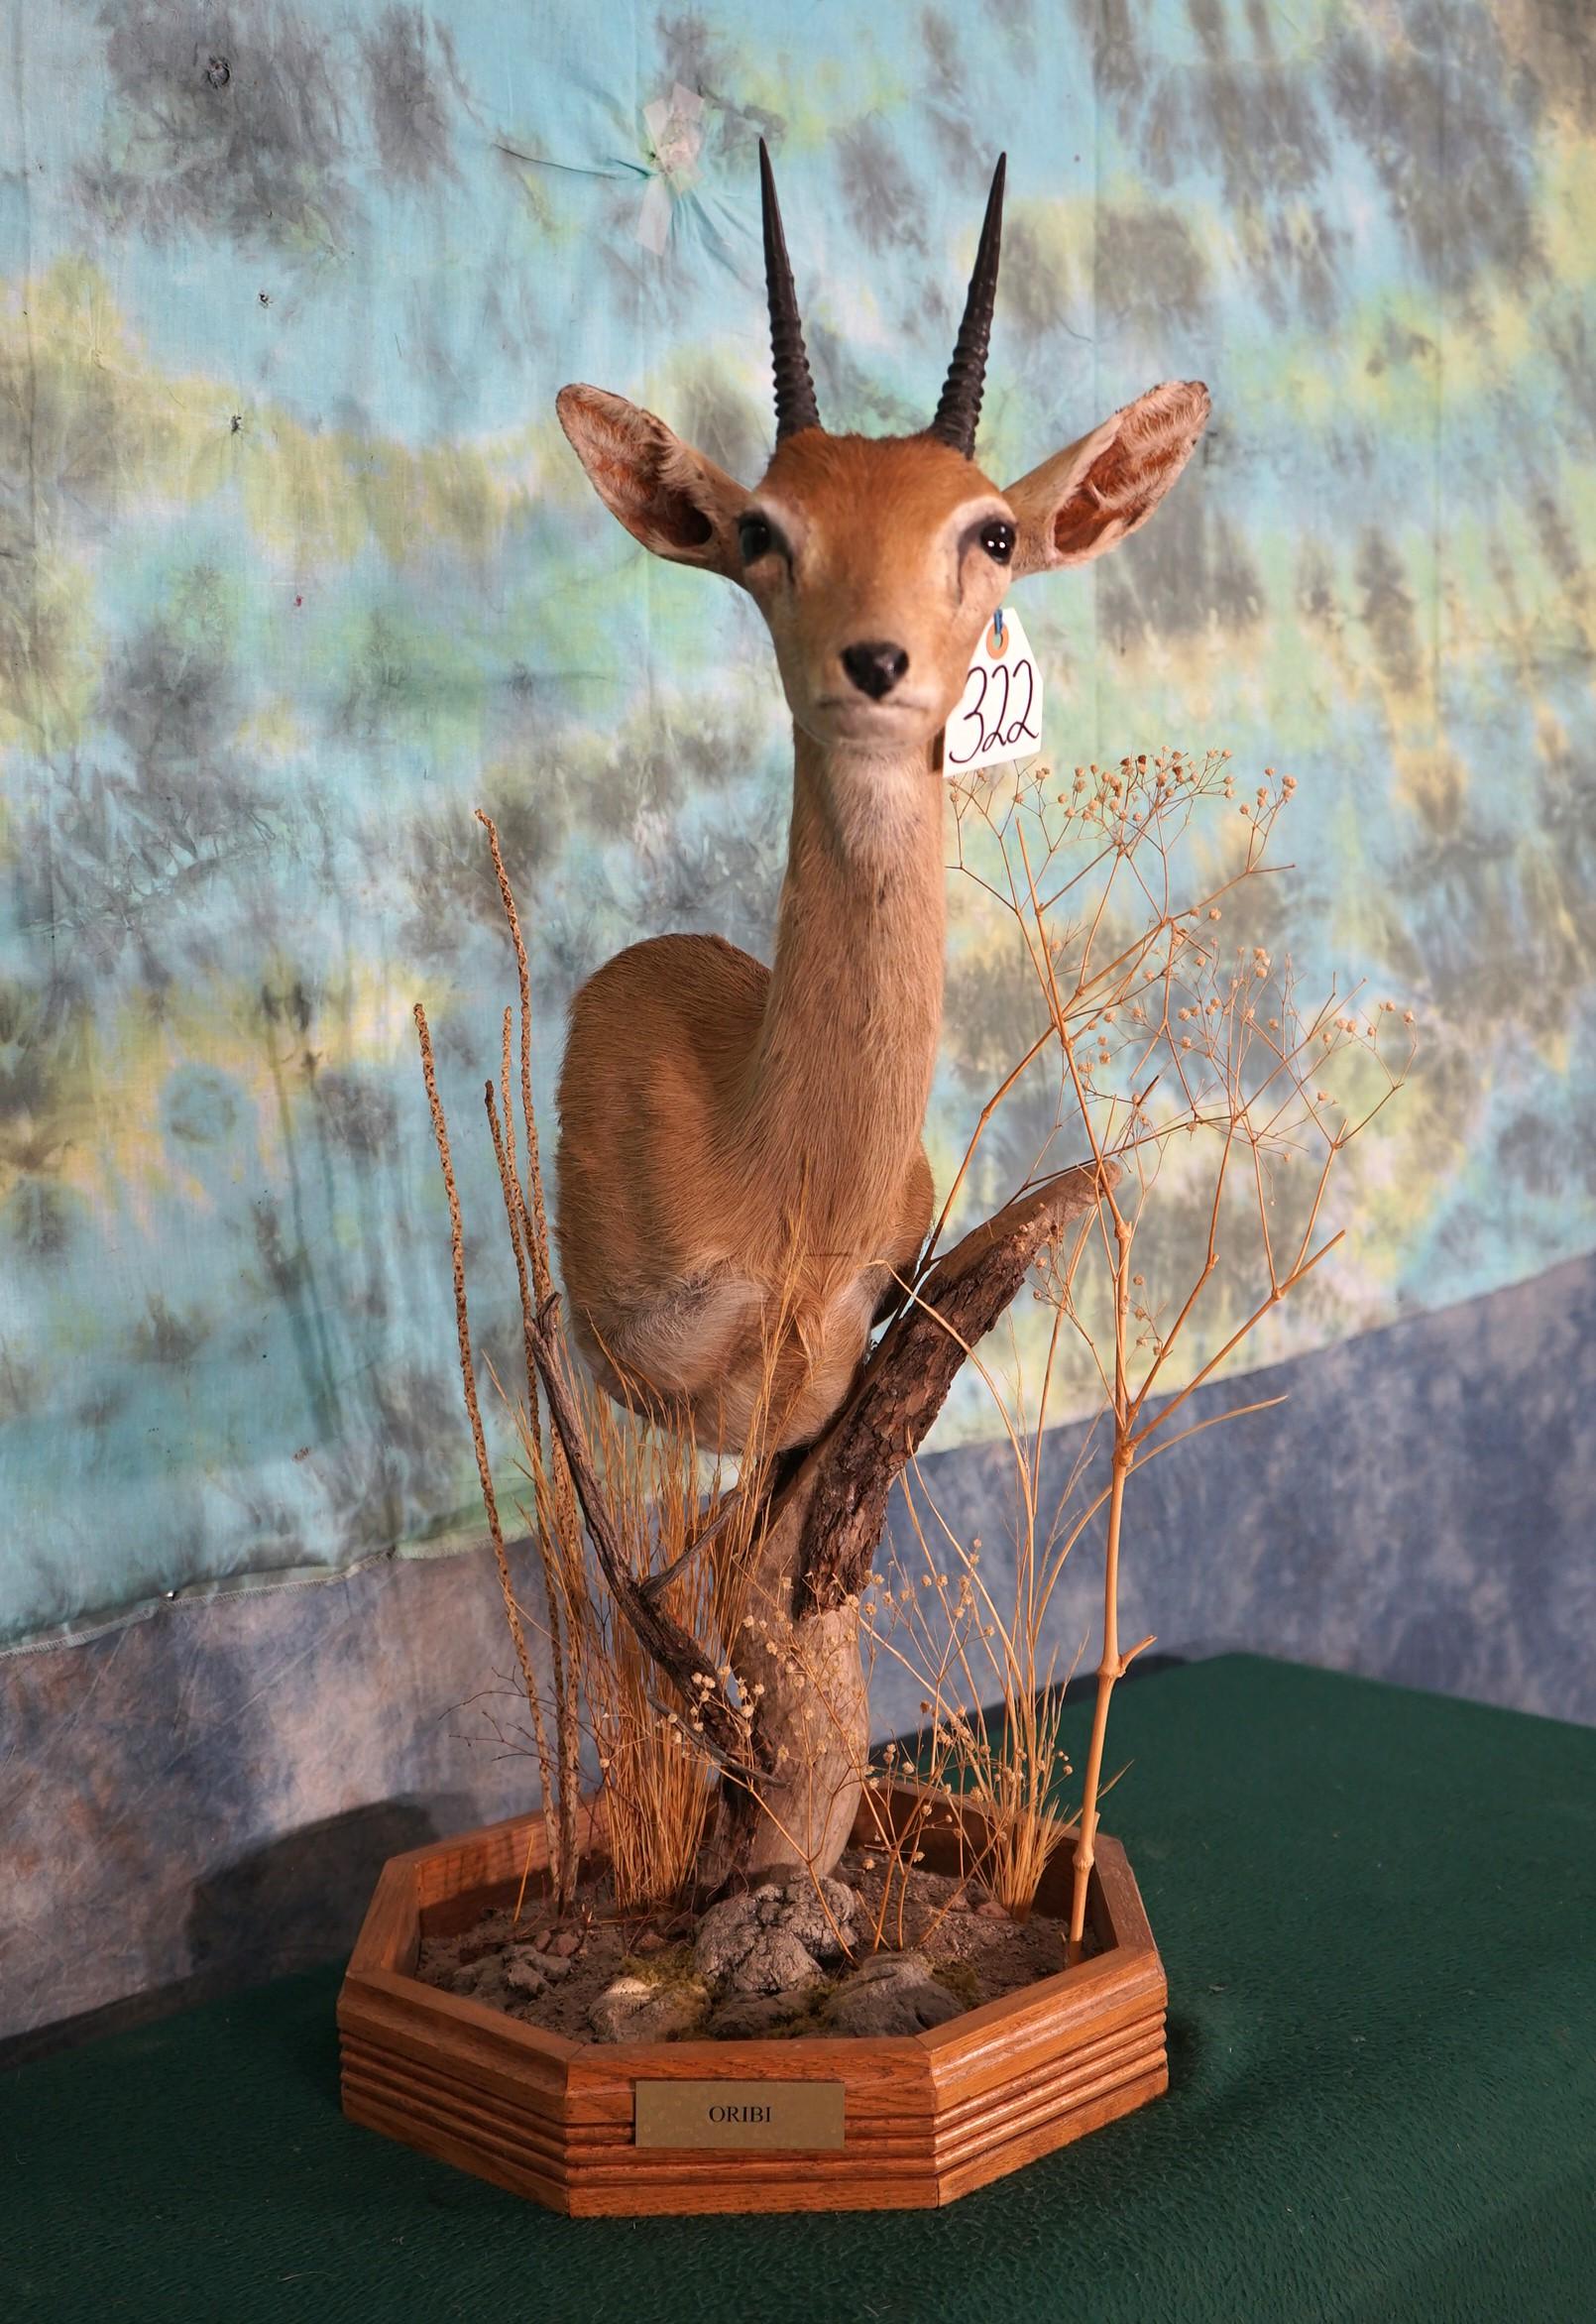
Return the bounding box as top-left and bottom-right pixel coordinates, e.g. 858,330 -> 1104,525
809,691 -> 942,747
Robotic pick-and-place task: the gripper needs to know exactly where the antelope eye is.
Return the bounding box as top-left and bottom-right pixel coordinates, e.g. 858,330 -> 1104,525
979,519 -> 1016,564
738,515 -> 776,565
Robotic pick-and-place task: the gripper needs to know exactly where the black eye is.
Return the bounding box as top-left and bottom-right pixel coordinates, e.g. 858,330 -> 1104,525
979,519 -> 1016,565
738,515 -> 775,565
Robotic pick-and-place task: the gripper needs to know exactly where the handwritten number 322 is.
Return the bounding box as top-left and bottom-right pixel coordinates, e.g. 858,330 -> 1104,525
948,655 -> 1040,766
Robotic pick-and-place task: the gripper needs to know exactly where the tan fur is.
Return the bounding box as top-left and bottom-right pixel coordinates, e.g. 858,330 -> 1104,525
556,727 -> 943,1452
553,381 -> 1209,1452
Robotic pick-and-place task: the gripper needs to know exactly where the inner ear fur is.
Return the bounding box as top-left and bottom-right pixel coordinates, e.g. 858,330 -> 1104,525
556,385 -> 750,578
1005,381 -> 1210,575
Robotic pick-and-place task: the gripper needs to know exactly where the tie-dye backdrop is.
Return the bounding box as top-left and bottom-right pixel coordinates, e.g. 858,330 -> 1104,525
2,0 -> 1594,1654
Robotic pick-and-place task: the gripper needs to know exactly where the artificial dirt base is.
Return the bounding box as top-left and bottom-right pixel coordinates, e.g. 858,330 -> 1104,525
414,1846 -> 1089,2045
339,1789 -> 1168,2215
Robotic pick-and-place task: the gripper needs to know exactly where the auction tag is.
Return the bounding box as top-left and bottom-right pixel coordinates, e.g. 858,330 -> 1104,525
634,2077 -> 845,2150
945,604 -> 1044,776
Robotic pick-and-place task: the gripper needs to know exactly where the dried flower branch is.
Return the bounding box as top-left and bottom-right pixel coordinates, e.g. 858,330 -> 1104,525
871,746 -> 1414,1948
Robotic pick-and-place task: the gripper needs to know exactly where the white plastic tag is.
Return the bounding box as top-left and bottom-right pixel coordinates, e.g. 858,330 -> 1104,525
944,605 -> 1044,776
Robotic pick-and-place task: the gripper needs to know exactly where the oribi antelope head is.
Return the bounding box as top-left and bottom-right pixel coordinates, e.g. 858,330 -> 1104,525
557,147 -> 1210,761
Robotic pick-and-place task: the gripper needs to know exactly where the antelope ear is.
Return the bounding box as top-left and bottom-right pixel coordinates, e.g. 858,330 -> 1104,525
556,385 -> 750,580
1004,381 -> 1210,576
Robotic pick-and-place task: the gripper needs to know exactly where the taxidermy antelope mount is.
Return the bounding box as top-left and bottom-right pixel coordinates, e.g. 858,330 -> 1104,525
555,149 -> 1208,1459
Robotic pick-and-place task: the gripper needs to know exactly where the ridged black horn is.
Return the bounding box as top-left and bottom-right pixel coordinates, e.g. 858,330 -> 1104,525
760,139 -> 821,440
928,155 -> 1006,458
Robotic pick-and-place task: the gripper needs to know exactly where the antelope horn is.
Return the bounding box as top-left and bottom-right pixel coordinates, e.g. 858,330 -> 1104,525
927,155 -> 1006,459
759,139 -> 821,440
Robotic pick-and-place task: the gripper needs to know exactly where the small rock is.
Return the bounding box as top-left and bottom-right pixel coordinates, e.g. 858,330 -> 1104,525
537,1954 -> 573,1983
504,1949 -> 547,1999
633,1929 -> 666,1955
531,1929 -> 552,1953
758,1875 -> 857,1960
453,1956 -> 511,2006
975,1899 -> 1009,1920
693,1876 -> 858,1995
549,1929 -> 582,1959
588,1974 -> 708,2044
751,1927 -> 825,1995
821,1951 -> 964,2038
708,1988 -> 816,2039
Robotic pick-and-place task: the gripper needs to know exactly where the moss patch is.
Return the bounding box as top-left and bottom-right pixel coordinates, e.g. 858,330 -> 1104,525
617,1943 -> 704,1999
928,1956 -> 981,2010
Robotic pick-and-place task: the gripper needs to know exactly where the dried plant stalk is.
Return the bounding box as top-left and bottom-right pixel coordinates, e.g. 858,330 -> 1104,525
413,999 -> 562,1893
480,808 -> 585,1900
485,1077 -> 581,1906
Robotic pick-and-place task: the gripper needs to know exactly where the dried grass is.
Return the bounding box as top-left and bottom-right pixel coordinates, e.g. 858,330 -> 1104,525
418,816 -> 780,1917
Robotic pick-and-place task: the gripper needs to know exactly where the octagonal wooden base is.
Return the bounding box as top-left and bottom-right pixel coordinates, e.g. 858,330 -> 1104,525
338,1791 -> 1167,2215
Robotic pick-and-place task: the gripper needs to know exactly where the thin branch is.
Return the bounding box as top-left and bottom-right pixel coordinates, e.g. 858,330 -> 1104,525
526,1294 -> 768,1775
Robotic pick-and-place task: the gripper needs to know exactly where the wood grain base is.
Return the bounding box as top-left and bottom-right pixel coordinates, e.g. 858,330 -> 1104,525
338,1793 -> 1168,2216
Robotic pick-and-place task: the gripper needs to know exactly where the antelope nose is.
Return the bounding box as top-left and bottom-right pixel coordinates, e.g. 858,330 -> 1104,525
841,639 -> 910,700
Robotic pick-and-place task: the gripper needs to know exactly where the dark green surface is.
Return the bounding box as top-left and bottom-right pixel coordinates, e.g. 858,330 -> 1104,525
5,1656 -> 1594,2324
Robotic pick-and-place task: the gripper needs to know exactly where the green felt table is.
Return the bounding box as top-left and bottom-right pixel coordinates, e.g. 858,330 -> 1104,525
5,1655 -> 1594,2323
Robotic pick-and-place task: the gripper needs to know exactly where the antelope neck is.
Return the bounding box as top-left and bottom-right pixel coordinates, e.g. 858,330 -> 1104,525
737,725 -> 947,1260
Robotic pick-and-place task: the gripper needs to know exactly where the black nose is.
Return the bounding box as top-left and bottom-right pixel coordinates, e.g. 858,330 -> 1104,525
841,639 -> 910,700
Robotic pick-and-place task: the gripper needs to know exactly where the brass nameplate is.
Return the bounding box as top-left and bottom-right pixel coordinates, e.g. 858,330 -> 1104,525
634,2078 -> 845,2150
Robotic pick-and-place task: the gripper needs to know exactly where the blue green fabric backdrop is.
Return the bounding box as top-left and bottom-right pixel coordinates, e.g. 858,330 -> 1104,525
2,2 -> 1593,1647
3,0 -> 1595,2056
